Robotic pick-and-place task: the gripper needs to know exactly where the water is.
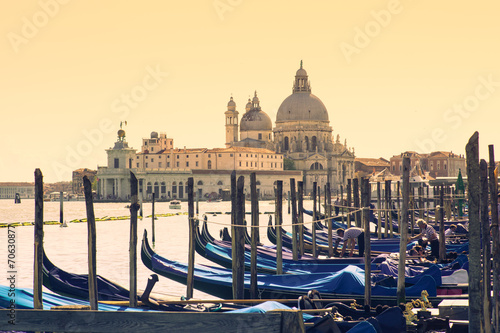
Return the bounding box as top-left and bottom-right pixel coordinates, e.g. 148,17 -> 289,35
1,199 -> 309,301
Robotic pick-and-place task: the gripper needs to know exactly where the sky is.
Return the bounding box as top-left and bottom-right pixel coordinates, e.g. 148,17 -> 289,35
1,0 -> 500,183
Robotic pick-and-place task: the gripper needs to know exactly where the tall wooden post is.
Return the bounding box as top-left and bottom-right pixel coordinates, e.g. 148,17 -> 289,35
489,145 -> 500,332
33,168 -> 44,310
439,186 -> 446,262
410,188 -> 415,238
362,178 -> 371,306
288,191 -> 291,215
186,178 -> 195,299
233,176 -> 245,299
377,182 -> 381,239
326,182 -> 333,257
418,186 -> 424,224
317,185 -> 321,218
129,172 -> 139,307
290,179 -> 298,261
347,179 -> 352,228
250,173 -> 259,298
397,156 -> 410,305
276,181 -> 283,274
151,192 -> 155,247
480,159 -> 491,332
353,178 -> 360,227
312,182 -> 318,258
83,176 -> 98,310
385,180 -> 392,238
298,181 -> 305,256
466,132 -> 481,332
340,185 -> 345,225
426,185 -> 430,223
59,191 -> 64,224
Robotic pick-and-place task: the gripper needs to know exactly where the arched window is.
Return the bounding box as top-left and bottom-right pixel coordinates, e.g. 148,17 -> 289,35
217,181 -> 223,186
208,160 -> 212,169
284,137 -> 289,151
304,136 -> 309,151
310,162 -> 323,170
146,182 -> 152,194
153,182 -> 159,198
256,181 -> 261,186
161,182 -> 166,194
171,182 -> 177,196
311,136 -> 317,151
197,180 -> 203,186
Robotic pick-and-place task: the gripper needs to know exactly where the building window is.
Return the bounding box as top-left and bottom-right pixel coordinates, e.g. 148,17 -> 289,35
230,154 -> 233,157
176,162 -> 179,167
151,147 -> 154,152
114,158 -> 119,168
167,162 -> 170,167
208,154 -> 211,158
196,155 -> 198,158
151,158 -> 154,162
239,154 -> 241,157
136,156 -> 139,159
437,162 -> 440,170
145,163 -> 148,168
136,163 -> 139,167
159,162 -> 162,167
177,155 -> 179,159
186,155 -> 189,158
258,133 -> 262,140
208,160 -> 212,169
196,161 -> 199,167
217,181 -> 223,186
146,156 -> 148,159
310,162 -> 323,170
218,154 -> 222,157
186,162 -> 189,167
261,163 -> 263,167
239,161 -> 241,166
444,163 -> 447,170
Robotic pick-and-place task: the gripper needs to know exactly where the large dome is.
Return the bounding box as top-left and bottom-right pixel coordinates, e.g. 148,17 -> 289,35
276,93 -> 329,122
240,109 -> 272,131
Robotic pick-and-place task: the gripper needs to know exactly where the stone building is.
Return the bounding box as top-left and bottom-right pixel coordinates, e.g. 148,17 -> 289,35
390,151 -> 465,178
226,62 -> 355,194
72,168 -> 97,194
0,182 -> 34,199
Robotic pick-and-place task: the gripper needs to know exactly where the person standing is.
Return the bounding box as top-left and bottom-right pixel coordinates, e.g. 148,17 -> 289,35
334,227 -> 365,257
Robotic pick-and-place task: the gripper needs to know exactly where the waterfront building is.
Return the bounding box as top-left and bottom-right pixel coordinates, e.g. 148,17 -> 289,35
390,151 -> 465,178
97,130 -> 300,201
72,168 -> 97,194
0,182 -> 34,199
355,158 -> 390,178
226,62 -> 356,194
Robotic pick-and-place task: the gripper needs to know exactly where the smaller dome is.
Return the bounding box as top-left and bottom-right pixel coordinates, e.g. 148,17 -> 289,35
296,68 -> 308,77
227,96 -> 236,111
245,98 -> 252,112
240,109 -> 272,131
151,131 -> 158,139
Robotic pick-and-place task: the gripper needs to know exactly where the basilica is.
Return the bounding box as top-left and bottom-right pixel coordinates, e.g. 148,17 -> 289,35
225,62 -> 355,194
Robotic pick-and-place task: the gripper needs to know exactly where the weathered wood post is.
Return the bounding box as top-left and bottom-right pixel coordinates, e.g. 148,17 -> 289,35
426,184 -> 430,223
233,176 -> 245,299
59,191 -> 64,224
397,155 -> 410,305
231,171 -> 237,250
312,182 -> 318,258
396,181 -> 401,238
362,178 -> 371,306
410,188 -> 415,238
317,184 -> 321,218
83,176 -> 98,310
275,181 -> 283,274
353,178 -> 360,227
466,132 -> 481,332
489,144 -> 500,332
298,181 -> 305,256
33,168 -> 44,310
340,185 -> 345,225
290,179 -> 298,261
187,177 -> 195,299
347,179 -> 352,228
288,190 -> 291,215
326,182 -> 333,257
418,186 -> 424,224
250,173 -> 259,298
151,192 -> 155,247
377,182 -> 381,239
439,186 -> 446,262
129,172 -> 139,307
386,180 -> 392,238
480,159 -> 491,332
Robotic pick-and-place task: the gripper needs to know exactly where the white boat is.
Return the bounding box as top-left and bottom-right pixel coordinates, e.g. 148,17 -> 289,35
169,200 -> 181,209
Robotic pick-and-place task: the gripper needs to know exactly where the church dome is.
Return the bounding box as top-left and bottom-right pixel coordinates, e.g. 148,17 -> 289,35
276,62 -> 329,123
240,109 -> 272,131
227,96 -> 236,111
276,93 -> 329,122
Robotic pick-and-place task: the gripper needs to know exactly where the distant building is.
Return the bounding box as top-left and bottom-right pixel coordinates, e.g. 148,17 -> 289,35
355,158 -> 390,177
97,129 -> 301,201
72,168 -> 97,194
389,151 -> 465,178
0,182 -> 34,199
225,62 -> 356,194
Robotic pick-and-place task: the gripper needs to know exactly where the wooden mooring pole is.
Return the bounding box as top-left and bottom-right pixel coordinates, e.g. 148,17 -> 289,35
480,159 -> 491,332
362,178 -> 371,306
377,182 -> 381,239
353,178 -> 360,228
151,192 -> 155,247
275,181 -> 283,274
233,176 -> 245,299
83,176 -> 98,310
385,180 -> 392,238
129,172 -> 139,307
33,168 -> 44,310
466,131 -> 481,332
250,173 -> 258,299
397,155 -> 410,305
347,179 -> 352,228
59,190 -> 64,224
187,177 -> 195,299
312,182 -> 318,258
298,181 -> 305,257
489,144 -> 500,332
326,182 -> 332,257
439,186 -> 446,262
290,178 -> 298,261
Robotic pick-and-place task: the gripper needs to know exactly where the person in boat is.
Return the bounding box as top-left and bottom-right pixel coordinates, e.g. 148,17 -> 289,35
444,224 -> 457,238
408,219 -> 440,258
334,227 -> 365,257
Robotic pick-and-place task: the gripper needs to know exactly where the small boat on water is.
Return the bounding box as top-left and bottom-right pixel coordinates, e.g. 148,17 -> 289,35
169,200 -> 181,209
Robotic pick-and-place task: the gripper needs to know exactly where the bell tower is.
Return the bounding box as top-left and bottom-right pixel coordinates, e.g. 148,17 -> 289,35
225,96 -> 239,147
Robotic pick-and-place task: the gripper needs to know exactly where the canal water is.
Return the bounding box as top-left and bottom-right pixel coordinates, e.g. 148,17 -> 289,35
1,199 -> 313,300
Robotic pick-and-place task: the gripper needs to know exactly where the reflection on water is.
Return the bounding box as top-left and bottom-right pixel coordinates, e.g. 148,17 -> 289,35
0,199 -> 313,300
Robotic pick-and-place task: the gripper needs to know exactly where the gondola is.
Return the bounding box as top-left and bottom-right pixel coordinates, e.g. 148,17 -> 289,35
141,229 -> 442,306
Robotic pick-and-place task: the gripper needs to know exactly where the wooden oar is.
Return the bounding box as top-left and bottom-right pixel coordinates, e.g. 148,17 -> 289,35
100,298 -> 356,306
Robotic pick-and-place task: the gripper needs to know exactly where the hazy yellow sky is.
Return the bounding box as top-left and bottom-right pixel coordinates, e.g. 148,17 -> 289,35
1,0 -> 499,182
